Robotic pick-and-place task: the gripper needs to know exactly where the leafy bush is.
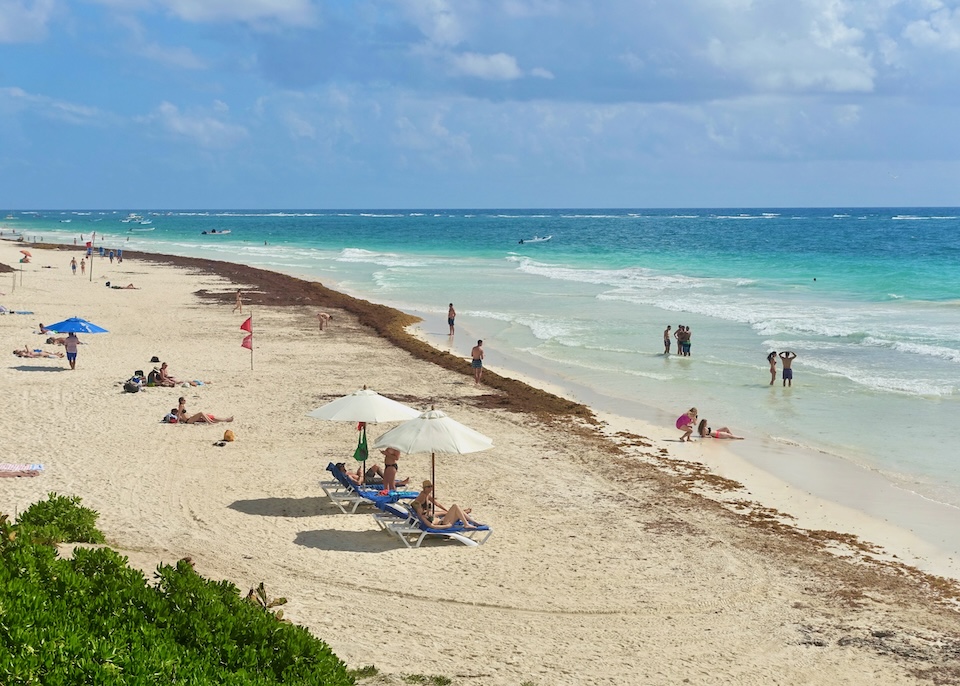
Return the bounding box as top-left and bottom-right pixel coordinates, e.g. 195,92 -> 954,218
0,503 -> 354,685
15,492 -> 106,544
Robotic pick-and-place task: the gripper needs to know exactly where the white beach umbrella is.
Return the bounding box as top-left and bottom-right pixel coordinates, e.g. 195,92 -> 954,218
372,407 -> 493,507
307,386 -> 421,480
307,386 -> 421,424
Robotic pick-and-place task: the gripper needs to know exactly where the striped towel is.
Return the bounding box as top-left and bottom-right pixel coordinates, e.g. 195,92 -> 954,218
0,463 -> 44,477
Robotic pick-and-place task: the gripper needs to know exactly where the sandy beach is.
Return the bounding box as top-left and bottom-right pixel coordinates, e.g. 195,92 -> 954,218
2,240 -> 960,685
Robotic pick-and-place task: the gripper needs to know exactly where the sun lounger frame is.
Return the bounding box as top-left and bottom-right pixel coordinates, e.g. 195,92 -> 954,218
372,502 -> 492,548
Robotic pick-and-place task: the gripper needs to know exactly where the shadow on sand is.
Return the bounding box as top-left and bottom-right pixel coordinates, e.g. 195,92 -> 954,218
227,496 -> 337,518
294,528 -> 398,553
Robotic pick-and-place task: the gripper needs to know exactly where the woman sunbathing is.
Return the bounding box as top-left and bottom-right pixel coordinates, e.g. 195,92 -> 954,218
410,481 -> 483,529
336,462 -> 410,487
177,397 -> 233,424
14,347 -> 64,359
697,419 -> 744,440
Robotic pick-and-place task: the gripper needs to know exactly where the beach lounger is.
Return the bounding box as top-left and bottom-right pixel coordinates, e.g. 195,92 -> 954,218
372,502 -> 493,548
319,462 -> 416,514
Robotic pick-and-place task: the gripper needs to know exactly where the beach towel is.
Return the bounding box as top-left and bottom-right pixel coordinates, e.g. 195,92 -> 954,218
0,463 -> 44,477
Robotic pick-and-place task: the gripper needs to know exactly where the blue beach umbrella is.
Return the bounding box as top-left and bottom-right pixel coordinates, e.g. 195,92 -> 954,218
44,317 -> 109,334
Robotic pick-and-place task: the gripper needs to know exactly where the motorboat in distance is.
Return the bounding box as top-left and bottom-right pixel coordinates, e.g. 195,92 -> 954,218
518,235 -> 552,244
201,229 -> 231,235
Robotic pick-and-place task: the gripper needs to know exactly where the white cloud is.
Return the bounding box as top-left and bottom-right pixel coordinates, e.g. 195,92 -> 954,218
139,101 -> 248,148
0,86 -> 104,125
0,0 -> 56,43
89,0 -> 314,26
530,67 -> 555,79
448,52 -> 523,80
904,6 -> 960,50
393,0 -> 466,47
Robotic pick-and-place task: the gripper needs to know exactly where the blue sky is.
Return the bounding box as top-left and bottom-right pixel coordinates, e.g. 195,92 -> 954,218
2,0 -> 960,208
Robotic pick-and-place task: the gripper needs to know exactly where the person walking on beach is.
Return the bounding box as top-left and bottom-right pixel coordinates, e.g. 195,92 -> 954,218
64,332 -> 79,370
779,351 -> 797,386
448,303 -> 456,336
70,257 -> 77,275
663,325 -> 672,354
471,340 -> 484,386
233,290 -> 243,314
79,258 -> 85,275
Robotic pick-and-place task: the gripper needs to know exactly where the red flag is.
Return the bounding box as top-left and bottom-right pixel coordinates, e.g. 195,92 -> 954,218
241,334 -> 253,350
240,317 -> 252,332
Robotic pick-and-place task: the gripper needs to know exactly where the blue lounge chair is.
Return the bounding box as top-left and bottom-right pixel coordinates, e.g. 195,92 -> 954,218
320,462 -> 416,514
372,502 -> 493,548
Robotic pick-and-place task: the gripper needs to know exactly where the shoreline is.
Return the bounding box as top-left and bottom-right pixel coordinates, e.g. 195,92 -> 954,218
4,240 -> 960,684
407,308 -> 960,582
9,241 -> 960,580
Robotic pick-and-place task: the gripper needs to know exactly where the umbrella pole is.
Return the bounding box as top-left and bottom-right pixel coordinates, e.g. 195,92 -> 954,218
431,452 -> 436,517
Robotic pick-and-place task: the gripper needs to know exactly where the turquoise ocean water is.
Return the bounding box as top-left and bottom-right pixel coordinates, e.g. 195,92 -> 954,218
6,208 -> 960,518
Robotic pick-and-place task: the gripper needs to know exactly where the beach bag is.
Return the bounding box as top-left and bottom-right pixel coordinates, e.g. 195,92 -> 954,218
147,369 -> 160,386
223,430 -> 235,442
123,380 -> 141,393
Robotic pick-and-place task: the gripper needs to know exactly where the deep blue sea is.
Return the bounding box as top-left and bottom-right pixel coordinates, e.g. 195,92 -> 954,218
6,208 -> 960,513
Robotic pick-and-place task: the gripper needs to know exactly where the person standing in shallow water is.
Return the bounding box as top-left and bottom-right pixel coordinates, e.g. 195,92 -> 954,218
471,340 -> 484,385
663,325 -> 672,355
448,303 -> 456,335
767,351 -> 778,385
779,351 -> 797,386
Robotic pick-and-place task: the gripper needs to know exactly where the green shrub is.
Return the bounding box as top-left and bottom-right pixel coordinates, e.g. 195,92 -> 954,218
15,492 -> 106,544
0,503 -> 354,685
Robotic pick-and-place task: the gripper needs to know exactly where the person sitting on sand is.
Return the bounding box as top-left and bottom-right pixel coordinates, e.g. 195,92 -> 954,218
14,346 -> 64,359
336,462 -> 410,487
697,419 -> 744,440
410,480 -> 483,529
157,362 -> 179,387
676,407 -> 698,442
177,397 -> 233,424
38,323 -> 51,333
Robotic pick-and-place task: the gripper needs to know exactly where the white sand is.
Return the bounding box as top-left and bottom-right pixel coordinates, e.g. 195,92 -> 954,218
2,242 -> 959,686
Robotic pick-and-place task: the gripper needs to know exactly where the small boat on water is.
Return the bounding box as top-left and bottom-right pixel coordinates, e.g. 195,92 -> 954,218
129,227 -> 155,232
518,235 -> 552,244
201,229 -> 231,235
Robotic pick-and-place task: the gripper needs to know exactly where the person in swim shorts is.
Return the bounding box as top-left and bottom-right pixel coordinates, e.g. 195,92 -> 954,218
64,332 -> 80,370
779,351 -> 796,387
663,325 -> 672,355
448,303 -> 456,335
471,339 -> 484,385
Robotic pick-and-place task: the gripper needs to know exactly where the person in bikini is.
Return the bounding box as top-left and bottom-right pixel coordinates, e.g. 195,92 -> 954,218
177,397 -> 233,424
380,446 -> 402,492
697,419 -> 744,439
410,480 -> 483,529
767,351 -> 778,386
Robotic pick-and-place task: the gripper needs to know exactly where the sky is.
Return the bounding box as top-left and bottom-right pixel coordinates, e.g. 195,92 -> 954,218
2,0 -> 960,209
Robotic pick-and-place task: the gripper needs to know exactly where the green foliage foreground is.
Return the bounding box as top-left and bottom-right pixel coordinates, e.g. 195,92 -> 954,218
0,494 -> 353,685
